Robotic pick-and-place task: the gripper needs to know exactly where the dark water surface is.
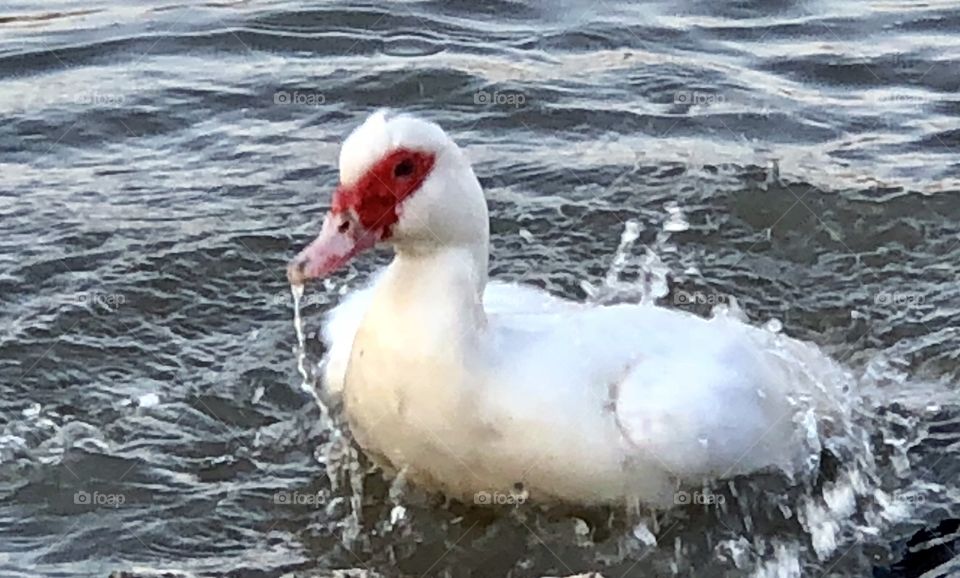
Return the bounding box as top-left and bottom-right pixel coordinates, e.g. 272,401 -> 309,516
1,1 -> 959,576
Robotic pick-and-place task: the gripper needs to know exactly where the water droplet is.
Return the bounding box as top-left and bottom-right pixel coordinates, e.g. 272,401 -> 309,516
573,518 -> 590,536
623,219 -> 642,242
632,521 -> 657,546
390,504 -> 407,525
137,393 -> 160,408
663,204 -> 690,232
766,159 -> 780,185
711,296 -> 747,322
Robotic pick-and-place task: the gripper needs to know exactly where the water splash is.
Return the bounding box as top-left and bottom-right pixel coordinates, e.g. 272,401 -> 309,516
585,218 -> 671,304
583,216 -> 958,576
291,284 -> 314,393
290,282 -> 365,547
662,202 -> 690,233
764,318 -> 784,334
287,215 -> 958,576
709,295 -> 748,322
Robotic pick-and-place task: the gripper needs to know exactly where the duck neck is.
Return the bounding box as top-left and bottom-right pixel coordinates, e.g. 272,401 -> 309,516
369,240 -> 489,352
396,240 -> 488,293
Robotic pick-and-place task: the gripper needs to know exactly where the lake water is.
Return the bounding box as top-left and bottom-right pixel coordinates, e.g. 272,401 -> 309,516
1,1 -> 959,576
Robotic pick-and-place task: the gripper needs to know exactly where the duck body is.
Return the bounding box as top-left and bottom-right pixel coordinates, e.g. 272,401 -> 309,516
324,247 -> 827,507
290,110 -> 844,507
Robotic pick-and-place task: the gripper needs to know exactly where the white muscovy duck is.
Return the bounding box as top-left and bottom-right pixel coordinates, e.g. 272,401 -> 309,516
287,110 -> 846,507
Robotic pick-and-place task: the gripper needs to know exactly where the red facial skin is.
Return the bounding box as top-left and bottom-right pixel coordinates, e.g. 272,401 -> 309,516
287,147 -> 437,284
332,148 -> 436,237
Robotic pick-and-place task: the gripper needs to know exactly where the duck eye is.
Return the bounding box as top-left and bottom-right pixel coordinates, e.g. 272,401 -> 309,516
394,159 -> 415,178
338,219 -> 351,234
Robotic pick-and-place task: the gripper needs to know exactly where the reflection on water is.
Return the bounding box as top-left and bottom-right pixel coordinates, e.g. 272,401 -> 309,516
0,0 -> 958,576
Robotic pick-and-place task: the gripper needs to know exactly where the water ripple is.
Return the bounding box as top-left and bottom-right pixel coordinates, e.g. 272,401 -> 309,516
0,0 -> 958,576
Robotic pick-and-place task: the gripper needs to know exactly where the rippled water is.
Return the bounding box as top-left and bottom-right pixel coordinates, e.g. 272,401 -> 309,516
1,1 -> 959,576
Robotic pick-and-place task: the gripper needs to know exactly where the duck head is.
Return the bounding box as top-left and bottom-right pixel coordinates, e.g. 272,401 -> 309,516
287,110 -> 488,284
